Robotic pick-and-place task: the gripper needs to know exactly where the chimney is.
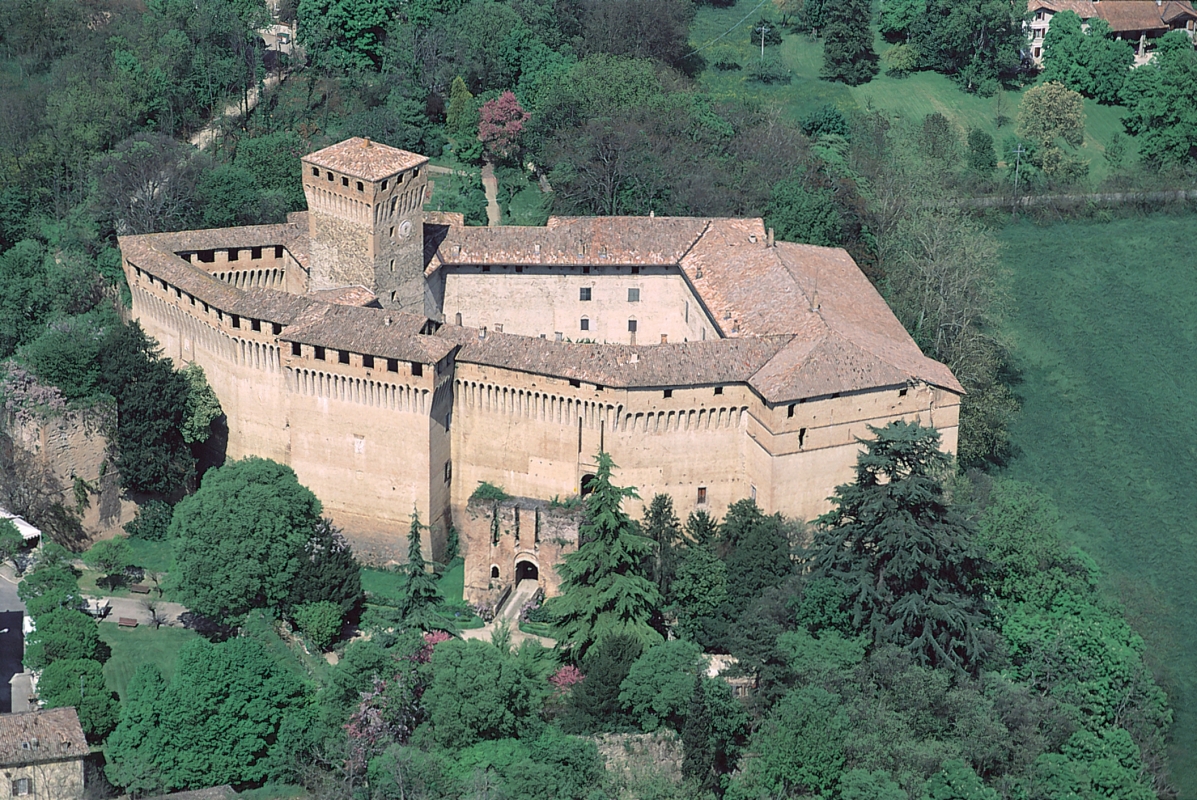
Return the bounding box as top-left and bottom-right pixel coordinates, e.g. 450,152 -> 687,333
363,137 -> 372,147
660,334 -> 668,344
767,227 -> 775,247
576,241 -> 585,256
384,316 -> 392,326
630,353 -> 639,363
480,326 -> 487,339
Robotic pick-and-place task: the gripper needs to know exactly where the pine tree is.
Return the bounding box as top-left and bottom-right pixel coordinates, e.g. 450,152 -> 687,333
820,0 -> 879,85
811,421 -> 991,673
553,453 -> 662,655
400,512 -> 447,631
642,494 -> 681,602
681,674 -> 713,788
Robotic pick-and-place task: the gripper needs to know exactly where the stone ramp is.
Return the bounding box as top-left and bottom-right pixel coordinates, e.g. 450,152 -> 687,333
498,579 -> 540,625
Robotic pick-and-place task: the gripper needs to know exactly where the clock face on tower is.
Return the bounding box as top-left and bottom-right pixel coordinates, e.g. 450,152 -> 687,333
398,220 -> 413,239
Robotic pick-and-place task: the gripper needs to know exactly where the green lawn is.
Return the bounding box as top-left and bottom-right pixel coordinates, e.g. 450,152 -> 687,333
692,0 -> 1131,181
99,624 -> 200,700
126,538 -> 175,573
997,211 -> 1197,795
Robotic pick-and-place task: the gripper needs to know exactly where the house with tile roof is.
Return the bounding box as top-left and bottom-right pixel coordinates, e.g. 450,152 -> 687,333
1027,0 -> 1197,64
117,138 -> 962,600
0,708 -> 88,799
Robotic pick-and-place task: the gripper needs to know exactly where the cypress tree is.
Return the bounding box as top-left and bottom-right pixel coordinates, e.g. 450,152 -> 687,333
820,0 -> 879,85
553,453 -> 662,655
400,512 -> 447,631
445,76 -> 473,134
642,494 -> 682,601
811,421 -> 991,673
681,674 -> 713,788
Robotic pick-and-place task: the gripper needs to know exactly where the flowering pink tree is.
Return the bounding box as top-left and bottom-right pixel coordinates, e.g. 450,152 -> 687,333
478,91 -> 530,160
549,664 -> 584,697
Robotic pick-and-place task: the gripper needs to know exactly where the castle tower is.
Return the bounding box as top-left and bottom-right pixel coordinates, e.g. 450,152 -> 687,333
301,137 -> 430,314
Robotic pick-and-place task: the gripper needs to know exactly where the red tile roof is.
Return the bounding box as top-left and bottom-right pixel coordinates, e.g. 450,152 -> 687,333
0,708 -> 88,766
303,137 -> 428,181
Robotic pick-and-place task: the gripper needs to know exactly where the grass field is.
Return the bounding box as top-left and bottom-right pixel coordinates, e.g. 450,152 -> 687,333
99,624 -> 200,699
692,0 -> 1131,181
997,210 -> 1197,795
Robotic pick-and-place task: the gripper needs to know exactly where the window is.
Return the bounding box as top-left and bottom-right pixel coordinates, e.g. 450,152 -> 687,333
583,265 -> 591,274
697,486 -> 707,505
390,259 -> 395,272
356,181 -> 364,191
1033,46 -> 1041,58
628,319 -> 638,333
311,167 -> 319,176
411,362 -> 423,377
632,266 -> 640,275
12,777 -> 32,796
228,248 -> 239,261
491,565 -> 500,579
580,317 -> 590,331
799,428 -> 807,448
569,379 -> 581,388
714,386 -> 723,395
338,350 -> 350,364
251,246 -> 262,260
580,287 -> 592,301
291,342 -> 301,356
455,312 -> 463,325
273,323 -> 282,335
327,171 -> 334,181
363,354 -> 374,369
341,176 -> 349,186
231,315 -> 240,329
387,358 -> 399,372
787,403 -> 795,418
628,288 -> 640,302
750,485 -> 757,501
899,387 -> 908,398
275,245 -> 284,258
482,265 -> 491,272
381,180 -> 388,190
314,346 -> 325,360
664,389 -> 673,399
444,461 -> 452,483
251,319 -> 261,332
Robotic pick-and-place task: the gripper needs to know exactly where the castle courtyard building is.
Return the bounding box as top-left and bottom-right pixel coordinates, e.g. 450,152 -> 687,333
118,138 -> 962,602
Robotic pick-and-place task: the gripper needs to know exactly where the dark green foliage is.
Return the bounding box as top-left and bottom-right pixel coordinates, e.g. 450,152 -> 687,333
720,500 -> 794,615
642,493 -> 681,600
747,52 -> 791,84
800,104 -> 851,140
681,675 -> 712,786
400,512 -> 447,630
669,537 -> 728,641
286,518 -> 363,620
84,536 -> 133,587
0,520 -> 24,567
926,759 -> 998,799
820,0 -> 878,85
38,658 -> 119,742
879,0 -> 922,40
766,180 -> 845,247
470,481 -> 510,502
233,131 -> 308,211
920,112 -> 960,164
104,638 -> 309,794
619,639 -> 704,732
577,0 -> 697,71
294,600 -> 343,651
966,129 -> 997,174
749,18 -> 783,47
124,500 -> 174,541
914,0 -> 1026,94
297,0 -> 401,70
812,422 -> 991,673
172,458 -> 327,622
1041,13 -> 1134,105
18,561 -> 83,619
733,686 -> 849,797
423,639 -> 541,748
1123,35 -> 1197,167
24,608 -> 106,669
553,453 -> 661,653
562,633 -> 643,733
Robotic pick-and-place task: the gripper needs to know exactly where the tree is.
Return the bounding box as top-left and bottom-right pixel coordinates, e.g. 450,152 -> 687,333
18,563 -> 83,618
820,0 -> 878,85
38,658 -> 119,742
423,639 -> 540,749
879,0 -> 922,40
641,494 -> 681,601
925,759 -> 999,800
287,518 -> 363,619
124,499 -> 173,541
577,0 -> 696,70
294,600 -> 343,651
1040,10 -> 1087,88
24,608 -> 106,669
91,134 -> 207,235
553,453 -> 662,654
172,458 -> 324,622
562,633 -> 642,733
681,674 -> 713,788
618,639 -> 704,732
1017,81 -> 1087,178
720,500 -> 794,615
0,518 -> 24,568
104,638 -> 308,793
83,536 -> 133,587
1123,35 -> 1197,167
811,421 -> 991,673
478,91 -> 530,161
732,686 -> 849,797
446,76 -> 474,134
800,104 -> 851,139
297,0 -> 402,71
399,512 -> 446,630
915,0 -> 1025,94
766,179 -> 845,247
669,538 -> 728,641
966,129 -> 997,175
1077,19 -> 1134,105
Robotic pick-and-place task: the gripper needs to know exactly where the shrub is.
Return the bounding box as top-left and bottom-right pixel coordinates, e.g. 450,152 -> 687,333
124,499 -> 173,541
747,53 -> 791,84
882,43 -> 919,76
800,104 -> 851,140
294,600 -> 343,651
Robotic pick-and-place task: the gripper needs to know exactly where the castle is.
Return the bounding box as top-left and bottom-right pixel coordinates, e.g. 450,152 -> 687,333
118,137 -> 962,603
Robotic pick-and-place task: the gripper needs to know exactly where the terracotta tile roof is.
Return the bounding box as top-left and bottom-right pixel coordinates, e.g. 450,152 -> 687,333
127,222 -> 311,270
310,285 -> 380,307
438,326 -> 791,389
303,137 -> 428,181
280,303 -> 456,364
1161,1 -> 1197,23
429,217 -> 709,268
1028,0 -> 1099,17
0,708 -> 88,766
1094,1 -> 1193,31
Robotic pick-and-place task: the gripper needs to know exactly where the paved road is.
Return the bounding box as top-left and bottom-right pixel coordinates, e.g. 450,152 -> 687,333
481,163 -> 501,226
0,570 -> 25,714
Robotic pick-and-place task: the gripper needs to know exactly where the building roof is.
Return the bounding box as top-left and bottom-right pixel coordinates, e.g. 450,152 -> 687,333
0,708 -> 88,766
281,303 -> 457,365
0,508 -> 41,541
1028,0 -> 1099,18
303,137 -> 429,181
310,285 -> 381,307
1031,0 -> 1197,29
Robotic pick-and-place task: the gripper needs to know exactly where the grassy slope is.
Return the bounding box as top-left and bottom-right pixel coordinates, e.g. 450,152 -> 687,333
99,624 -> 200,699
692,1 -> 1130,181
997,212 -> 1197,794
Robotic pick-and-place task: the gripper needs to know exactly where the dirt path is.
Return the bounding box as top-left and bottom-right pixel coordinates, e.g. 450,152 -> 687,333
96,595 -> 189,628
189,72 -> 284,150
481,162 -> 502,226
